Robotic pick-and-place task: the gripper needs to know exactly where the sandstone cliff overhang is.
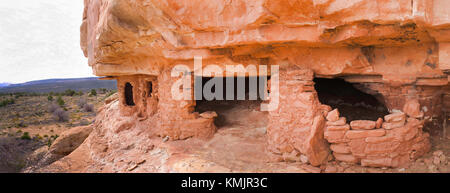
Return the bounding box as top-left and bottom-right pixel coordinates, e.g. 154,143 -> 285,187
82,0 -> 450,78
80,0 -> 449,168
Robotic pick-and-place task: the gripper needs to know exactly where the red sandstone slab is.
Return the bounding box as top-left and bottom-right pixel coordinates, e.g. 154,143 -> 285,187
324,130 -> 348,143
364,141 -> 401,155
326,109 -> 340,122
384,112 -> 406,123
345,129 -> 386,139
406,117 -> 424,128
348,138 -> 367,157
199,111 -> 218,119
330,144 -> 351,154
382,119 -> 406,130
350,120 -> 376,130
321,105 -> 332,114
365,135 -> 395,144
333,153 -> 359,164
375,118 -> 383,129
361,157 -> 393,167
385,119 -> 421,141
403,99 -> 422,118
326,117 -> 347,126
404,127 -> 419,141
326,124 -> 350,131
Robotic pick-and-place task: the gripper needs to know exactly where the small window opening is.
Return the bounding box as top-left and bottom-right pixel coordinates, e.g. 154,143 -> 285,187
147,81 -> 153,97
125,82 -> 135,106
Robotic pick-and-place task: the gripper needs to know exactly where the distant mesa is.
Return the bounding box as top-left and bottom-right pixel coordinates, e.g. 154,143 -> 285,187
0,77 -> 116,93
0,83 -> 11,88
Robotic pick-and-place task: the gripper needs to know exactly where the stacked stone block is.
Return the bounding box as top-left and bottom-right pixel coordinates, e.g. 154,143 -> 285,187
324,99 -> 431,167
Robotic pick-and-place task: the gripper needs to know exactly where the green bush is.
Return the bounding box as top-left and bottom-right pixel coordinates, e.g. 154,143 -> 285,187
16,121 -> 27,128
56,96 -> 65,107
0,98 -> 15,107
47,95 -> 53,101
64,89 -> 76,96
89,89 -> 97,97
47,139 -> 53,147
21,132 -> 31,140
34,134 -> 43,140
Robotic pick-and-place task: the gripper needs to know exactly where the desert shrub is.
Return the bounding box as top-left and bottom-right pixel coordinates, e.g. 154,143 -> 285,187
56,96 -> 65,107
89,89 -> 97,97
21,132 -> 31,140
47,95 -> 53,101
34,134 -> 43,140
64,89 -> 76,96
0,98 -> 15,107
48,103 -> 59,113
16,121 -> 27,128
78,98 -> 87,108
47,139 -> 53,147
14,93 -> 24,98
53,108 -> 69,122
34,111 -> 45,117
77,91 -> 84,96
83,103 -> 94,112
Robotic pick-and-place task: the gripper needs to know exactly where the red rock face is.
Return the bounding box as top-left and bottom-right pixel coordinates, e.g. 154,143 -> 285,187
81,0 -> 449,168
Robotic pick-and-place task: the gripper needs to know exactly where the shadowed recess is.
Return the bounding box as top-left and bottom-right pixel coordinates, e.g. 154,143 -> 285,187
314,78 -> 389,121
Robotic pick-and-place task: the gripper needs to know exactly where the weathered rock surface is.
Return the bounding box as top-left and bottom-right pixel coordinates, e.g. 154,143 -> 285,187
71,0 -> 450,171
23,125 -> 93,172
49,126 -> 93,156
38,98 -> 314,172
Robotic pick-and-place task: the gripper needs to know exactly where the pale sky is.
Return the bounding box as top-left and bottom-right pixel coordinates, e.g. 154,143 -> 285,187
0,0 -> 92,83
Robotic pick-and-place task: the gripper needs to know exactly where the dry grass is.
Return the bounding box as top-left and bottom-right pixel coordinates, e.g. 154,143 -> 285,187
0,91 -> 113,172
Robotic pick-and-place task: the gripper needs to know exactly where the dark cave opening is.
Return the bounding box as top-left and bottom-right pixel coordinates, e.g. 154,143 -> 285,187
314,78 -> 389,121
194,76 -> 269,128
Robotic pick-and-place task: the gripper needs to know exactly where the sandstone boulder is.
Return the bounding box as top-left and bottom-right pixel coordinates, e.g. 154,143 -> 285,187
49,125 -> 93,156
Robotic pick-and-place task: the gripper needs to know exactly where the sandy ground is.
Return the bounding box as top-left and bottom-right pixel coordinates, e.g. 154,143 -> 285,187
0,93 -> 109,172
1,95 -> 449,173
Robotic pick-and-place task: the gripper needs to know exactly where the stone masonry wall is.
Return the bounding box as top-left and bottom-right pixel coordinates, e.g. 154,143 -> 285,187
156,67 -> 217,140
267,66 -> 330,166
116,69 -> 217,140
117,75 -> 158,118
324,99 -> 431,167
